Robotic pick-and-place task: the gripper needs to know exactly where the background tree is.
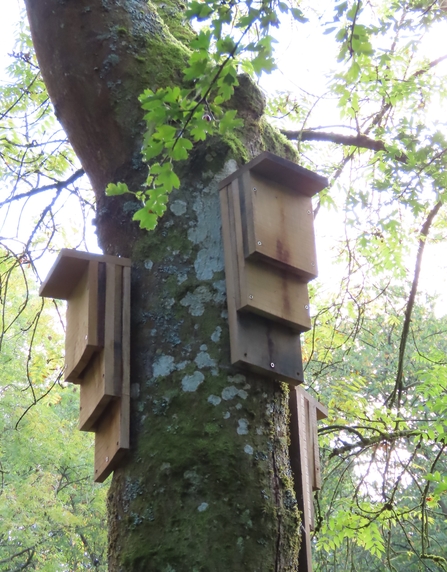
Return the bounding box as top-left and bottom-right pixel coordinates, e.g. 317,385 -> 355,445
1,0 -> 447,570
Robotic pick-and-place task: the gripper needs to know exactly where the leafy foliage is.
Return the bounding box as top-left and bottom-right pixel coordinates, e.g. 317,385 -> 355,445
106,0 -> 307,229
0,252 -> 107,571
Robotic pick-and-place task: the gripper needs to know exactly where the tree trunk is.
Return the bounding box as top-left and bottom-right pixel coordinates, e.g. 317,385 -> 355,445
24,0 -> 302,569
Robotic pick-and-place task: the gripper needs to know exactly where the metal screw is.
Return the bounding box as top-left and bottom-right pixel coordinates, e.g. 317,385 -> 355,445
270,362 -> 275,368
105,456 -> 109,463
249,295 -> 254,300
84,335 -> 88,340
307,210 -> 311,215
311,262 -> 315,266
253,187 -> 257,192
305,305 -> 309,310
257,241 -> 262,246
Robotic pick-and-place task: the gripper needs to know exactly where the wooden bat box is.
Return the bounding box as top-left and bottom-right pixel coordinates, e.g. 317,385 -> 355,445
289,387 -> 328,572
219,152 -> 327,384
40,249 -> 131,482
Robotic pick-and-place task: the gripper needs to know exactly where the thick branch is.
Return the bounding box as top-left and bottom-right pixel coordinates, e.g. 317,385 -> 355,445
281,129 -> 407,162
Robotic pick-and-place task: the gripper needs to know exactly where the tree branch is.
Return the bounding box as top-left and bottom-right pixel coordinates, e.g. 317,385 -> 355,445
329,430 -> 421,458
0,168 -> 85,208
387,200 -> 443,409
281,129 -> 407,162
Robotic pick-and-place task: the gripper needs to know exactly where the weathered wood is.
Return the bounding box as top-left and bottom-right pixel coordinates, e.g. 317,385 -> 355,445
238,260 -> 311,331
39,248 -> 131,300
220,183 -> 304,384
64,261 -> 105,382
79,350 -> 111,431
93,265 -> 131,482
78,262 -> 123,430
94,399 -> 126,482
238,170 -> 318,281
289,387 -> 328,571
289,387 -> 314,572
219,151 -> 329,199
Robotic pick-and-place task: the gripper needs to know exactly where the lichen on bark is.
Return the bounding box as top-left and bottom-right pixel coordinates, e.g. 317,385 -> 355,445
24,0 -> 303,569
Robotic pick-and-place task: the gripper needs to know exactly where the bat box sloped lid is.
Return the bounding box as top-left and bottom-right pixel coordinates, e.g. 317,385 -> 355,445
219,151 -> 328,197
39,249 -> 130,382
39,248 -> 131,300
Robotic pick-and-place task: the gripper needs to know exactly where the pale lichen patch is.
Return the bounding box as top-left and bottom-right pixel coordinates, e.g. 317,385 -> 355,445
244,444 -> 254,455
153,355 -> 175,378
197,502 -> 209,512
237,419 -> 249,435
180,285 -> 212,316
195,351 -> 216,368
181,371 -> 204,392
170,199 -> 187,216
211,326 -> 222,342
208,395 -> 222,406
221,386 -> 239,401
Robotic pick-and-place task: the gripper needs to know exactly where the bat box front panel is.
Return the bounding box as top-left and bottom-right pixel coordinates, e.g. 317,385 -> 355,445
78,350 -> 111,431
94,393 -> 130,483
65,261 -> 105,382
238,260 -> 311,332
239,171 -> 318,281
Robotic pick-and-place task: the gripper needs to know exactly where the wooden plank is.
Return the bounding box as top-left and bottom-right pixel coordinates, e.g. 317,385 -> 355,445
94,399 -> 127,482
296,386 -> 327,493
120,265 -> 131,448
94,265 -> 131,482
289,387 -> 314,572
78,350 -> 112,431
220,184 -> 304,384
218,151 -> 328,198
39,248 -> 130,300
78,263 -> 123,431
238,260 -> 311,332
239,172 -> 318,281
297,385 -> 328,420
65,261 -> 105,382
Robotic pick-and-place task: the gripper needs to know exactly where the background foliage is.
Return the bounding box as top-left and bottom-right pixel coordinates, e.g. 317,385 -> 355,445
1,0 -> 447,569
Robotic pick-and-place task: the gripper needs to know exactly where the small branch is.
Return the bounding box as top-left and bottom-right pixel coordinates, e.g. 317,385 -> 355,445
0,168 -> 85,208
387,201 -> 443,409
329,430 -> 421,458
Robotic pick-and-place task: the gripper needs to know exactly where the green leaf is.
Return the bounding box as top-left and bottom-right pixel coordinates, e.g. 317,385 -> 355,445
132,207 -> 158,230
168,137 -> 193,161
106,182 -> 130,196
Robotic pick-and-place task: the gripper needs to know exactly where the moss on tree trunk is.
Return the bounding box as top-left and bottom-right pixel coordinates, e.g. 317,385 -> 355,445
24,0 -> 303,569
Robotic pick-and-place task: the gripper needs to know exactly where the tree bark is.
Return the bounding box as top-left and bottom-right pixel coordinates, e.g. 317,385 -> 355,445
24,0 -> 302,569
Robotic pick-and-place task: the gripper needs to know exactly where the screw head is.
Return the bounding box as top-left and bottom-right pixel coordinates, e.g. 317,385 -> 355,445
105,456 -> 109,463
253,187 -> 257,192
307,210 -> 311,215
311,262 -> 315,267
305,305 -> 309,310
270,362 -> 275,368
249,295 -> 254,300
257,241 -> 262,246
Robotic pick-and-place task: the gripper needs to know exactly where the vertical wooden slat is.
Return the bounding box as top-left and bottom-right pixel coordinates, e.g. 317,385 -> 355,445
289,387 -> 314,572
79,263 -> 122,431
94,264 -> 131,482
65,261 -> 104,382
